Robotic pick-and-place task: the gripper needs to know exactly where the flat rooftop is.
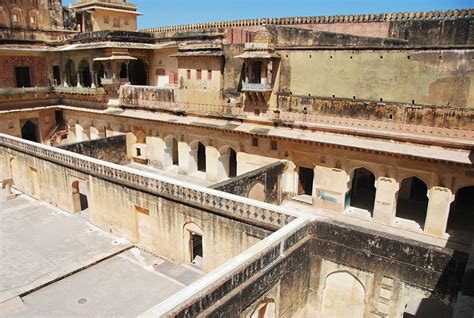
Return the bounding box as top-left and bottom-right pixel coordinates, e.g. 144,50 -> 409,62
0,193 -> 202,317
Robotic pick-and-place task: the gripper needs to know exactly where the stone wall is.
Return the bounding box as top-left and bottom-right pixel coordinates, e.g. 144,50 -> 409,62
277,95 -> 474,131
211,161 -> 286,204
145,218 -> 468,317
0,134 -> 298,271
59,135 -> 129,165
278,49 -> 473,108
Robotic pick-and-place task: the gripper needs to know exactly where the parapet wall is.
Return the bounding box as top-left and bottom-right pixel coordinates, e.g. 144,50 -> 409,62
59,135 -> 129,165
140,9 -> 473,35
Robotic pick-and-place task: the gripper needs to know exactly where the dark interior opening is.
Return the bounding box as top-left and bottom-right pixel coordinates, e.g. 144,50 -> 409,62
298,166 -> 314,195
447,186 -> 474,241
229,148 -> 237,177
350,168 -> 376,213
21,120 -> 39,142
79,193 -> 88,211
396,177 -> 428,229
81,67 -> 92,87
198,143 -> 206,172
55,110 -> 64,125
15,67 -> 32,88
129,59 -> 148,85
172,138 -> 179,165
119,63 -> 127,79
52,65 -> 61,86
191,233 -> 203,261
250,61 -> 262,83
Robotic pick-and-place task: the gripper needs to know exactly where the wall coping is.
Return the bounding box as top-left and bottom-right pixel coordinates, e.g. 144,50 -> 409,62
138,216 -> 313,317
139,9 -> 473,34
0,133 -> 304,229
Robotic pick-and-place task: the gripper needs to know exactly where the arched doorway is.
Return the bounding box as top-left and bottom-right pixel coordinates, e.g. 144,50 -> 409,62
190,141 -> 207,174
447,186 -> 474,241
396,177 -> 429,230
78,59 -> 92,87
321,272 -> 365,317
129,59 -> 148,85
93,61 -> 104,87
65,59 -> 76,86
119,62 -> 128,79
349,168 -> 376,214
72,180 -> 88,213
21,120 -> 39,142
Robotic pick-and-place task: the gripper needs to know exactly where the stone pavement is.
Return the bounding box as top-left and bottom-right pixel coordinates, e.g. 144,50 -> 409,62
0,193 -> 202,317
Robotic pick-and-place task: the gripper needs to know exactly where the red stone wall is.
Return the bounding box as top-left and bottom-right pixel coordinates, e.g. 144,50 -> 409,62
0,55 -> 48,88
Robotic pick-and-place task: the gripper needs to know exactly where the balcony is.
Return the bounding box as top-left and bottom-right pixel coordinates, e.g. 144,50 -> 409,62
241,82 -> 272,92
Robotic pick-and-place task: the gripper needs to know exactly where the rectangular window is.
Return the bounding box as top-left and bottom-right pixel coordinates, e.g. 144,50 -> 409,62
29,16 -> 36,24
270,140 -> 277,150
12,14 -> 18,23
186,69 -> 191,80
136,148 -> 141,157
252,137 -> 258,147
104,17 -> 109,24
124,18 -> 129,25
15,67 -> 32,88
207,70 -> 212,80
113,18 -> 120,27
196,70 -> 202,80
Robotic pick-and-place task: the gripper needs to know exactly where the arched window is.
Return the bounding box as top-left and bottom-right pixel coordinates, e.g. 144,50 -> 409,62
396,177 -> 429,230
78,59 -> 92,87
349,168 -> 376,214
197,142 -> 206,172
21,120 -> 39,142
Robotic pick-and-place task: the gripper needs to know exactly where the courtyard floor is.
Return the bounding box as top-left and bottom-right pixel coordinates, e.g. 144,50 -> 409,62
0,193 -> 202,317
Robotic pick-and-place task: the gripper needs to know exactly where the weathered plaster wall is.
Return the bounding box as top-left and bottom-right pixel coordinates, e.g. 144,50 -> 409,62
211,161 -> 286,204
59,135 -> 129,164
0,144 -> 271,273
280,49 -> 473,108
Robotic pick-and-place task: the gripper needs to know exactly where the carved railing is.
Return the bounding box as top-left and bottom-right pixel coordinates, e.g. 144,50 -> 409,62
139,216 -> 311,317
0,134 -> 299,229
140,9 -> 473,34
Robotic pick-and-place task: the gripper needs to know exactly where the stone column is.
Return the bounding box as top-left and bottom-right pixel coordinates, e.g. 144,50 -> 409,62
372,177 -> 399,224
76,71 -> 82,88
178,141 -> 190,174
91,71 -> 97,88
62,70 -> 69,87
313,166 -> 349,213
261,60 -> 268,85
424,186 -> 453,238
205,146 -> 219,182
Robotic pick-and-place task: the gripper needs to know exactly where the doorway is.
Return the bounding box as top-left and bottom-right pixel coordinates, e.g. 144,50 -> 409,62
15,67 -> 32,87
298,166 -> 314,196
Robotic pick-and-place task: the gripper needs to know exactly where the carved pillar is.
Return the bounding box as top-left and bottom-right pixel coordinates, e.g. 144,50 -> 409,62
76,71 -> 82,87
91,71 -> 96,88
372,177 -> 398,224
424,186 -> 453,237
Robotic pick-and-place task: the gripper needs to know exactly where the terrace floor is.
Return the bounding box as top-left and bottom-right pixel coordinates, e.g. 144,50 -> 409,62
0,193 -> 202,317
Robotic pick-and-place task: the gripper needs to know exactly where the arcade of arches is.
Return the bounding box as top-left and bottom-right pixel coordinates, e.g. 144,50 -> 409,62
59,117 -> 474,245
